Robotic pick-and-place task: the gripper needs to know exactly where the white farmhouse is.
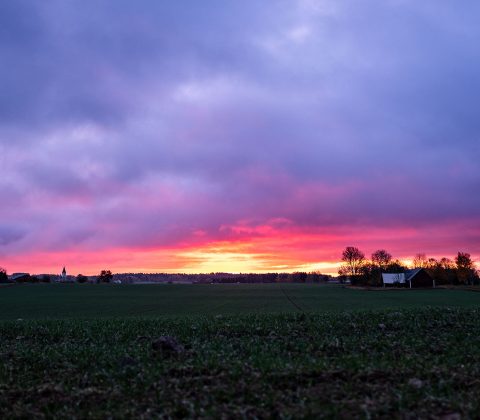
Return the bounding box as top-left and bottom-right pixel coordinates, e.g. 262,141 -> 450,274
382,273 -> 407,286
382,269 -> 435,288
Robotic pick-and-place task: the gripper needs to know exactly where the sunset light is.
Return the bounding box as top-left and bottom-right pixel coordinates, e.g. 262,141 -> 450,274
2,2 -> 480,417
0,1 -> 478,276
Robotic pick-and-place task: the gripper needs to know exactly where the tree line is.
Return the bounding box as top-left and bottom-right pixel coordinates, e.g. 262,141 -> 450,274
0,268 -> 331,284
339,247 -> 479,286
0,269 -> 114,284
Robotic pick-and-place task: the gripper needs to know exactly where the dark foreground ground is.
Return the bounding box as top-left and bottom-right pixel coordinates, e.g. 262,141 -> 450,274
1,308 -> 479,418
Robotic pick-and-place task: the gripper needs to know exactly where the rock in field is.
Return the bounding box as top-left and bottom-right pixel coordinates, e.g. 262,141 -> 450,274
408,378 -> 424,389
151,336 -> 185,356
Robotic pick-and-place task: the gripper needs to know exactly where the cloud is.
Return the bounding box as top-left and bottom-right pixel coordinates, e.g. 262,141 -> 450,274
0,0 -> 479,273
0,224 -> 25,246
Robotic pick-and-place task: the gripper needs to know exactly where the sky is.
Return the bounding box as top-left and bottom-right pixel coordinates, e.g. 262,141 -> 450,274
1,0 -> 479,275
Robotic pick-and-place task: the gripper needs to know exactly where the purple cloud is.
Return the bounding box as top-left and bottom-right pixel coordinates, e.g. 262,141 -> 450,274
1,0 -> 479,272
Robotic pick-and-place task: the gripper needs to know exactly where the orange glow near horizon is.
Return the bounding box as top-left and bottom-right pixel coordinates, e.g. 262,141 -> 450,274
1,241 -> 342,276
2,223 -> 479,277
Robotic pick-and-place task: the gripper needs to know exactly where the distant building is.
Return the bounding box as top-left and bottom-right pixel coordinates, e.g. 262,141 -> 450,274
382,269 -> 434,288
9,273 -> 30,282
405,268 -> 435,288
382,273 -> 406,286
61,267 -> 67,281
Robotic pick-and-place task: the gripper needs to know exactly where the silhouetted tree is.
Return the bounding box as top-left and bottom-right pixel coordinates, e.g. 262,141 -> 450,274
77,274 -> 88,283
289,272 -> 308,283
455,252 -> 477,285
359,263 -> 382,286
276,273 -> 290,283
98,270 -> 113,283
371,249 -> 392,271
423,258 -> 445,285
426,258 -> 439,269
0,267 -> 8,283
339,246 -> 365,276
413,253 -> 427,268
439,257 -> 455,270
428,258 -> 456,285
456,252 -> 474,270
307,271 -> 329,283
385,259 -> 407,273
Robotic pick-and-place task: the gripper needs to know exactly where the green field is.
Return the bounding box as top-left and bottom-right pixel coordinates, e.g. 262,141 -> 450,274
0,283 -> 479,319
1,284 -> 480,418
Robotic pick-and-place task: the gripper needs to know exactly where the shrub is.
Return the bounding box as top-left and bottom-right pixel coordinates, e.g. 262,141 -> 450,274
98,270 -> 113,283
77,274 -> 88,283
40,275 -> 51,283
0,267 -> 8,283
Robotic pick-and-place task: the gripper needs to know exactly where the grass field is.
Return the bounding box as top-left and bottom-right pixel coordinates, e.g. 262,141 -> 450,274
0,283 -> 479,319
1,284 -> 480,418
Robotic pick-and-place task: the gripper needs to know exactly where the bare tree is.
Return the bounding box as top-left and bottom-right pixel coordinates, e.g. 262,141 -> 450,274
413,253 -> 427,268
340,246 -> 365,276
439,257 -> 454,270
371,249 -> 392,271
426,258 -> 439,269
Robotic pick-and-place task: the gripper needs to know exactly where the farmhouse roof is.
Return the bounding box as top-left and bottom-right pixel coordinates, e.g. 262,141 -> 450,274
405,268 -> 423,282
9,273 -> 30,280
